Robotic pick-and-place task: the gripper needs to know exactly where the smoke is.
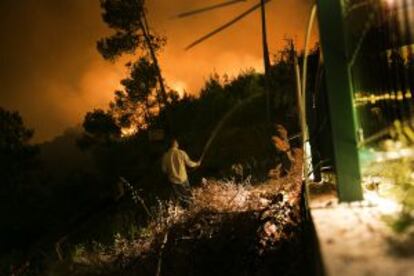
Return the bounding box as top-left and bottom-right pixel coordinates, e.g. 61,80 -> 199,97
0,0 -> 122,142
0,0 -> 318,142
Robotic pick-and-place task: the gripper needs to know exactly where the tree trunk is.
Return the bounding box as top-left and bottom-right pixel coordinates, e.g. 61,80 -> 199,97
260,0 -> 272,122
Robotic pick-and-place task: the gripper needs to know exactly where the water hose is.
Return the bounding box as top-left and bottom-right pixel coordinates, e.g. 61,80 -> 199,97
199,92 -> 264,164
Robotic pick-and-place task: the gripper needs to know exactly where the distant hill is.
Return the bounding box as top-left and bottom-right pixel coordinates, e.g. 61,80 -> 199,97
39,126 -> 97,179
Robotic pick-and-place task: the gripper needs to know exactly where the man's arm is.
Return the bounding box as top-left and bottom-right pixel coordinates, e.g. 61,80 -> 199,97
182,151 -> 200,168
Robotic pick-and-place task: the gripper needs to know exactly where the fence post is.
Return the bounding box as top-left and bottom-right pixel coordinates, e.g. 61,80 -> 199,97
316,0 -> 363,202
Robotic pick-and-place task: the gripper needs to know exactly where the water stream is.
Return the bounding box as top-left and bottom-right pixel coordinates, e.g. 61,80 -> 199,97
199,92 -> 264,164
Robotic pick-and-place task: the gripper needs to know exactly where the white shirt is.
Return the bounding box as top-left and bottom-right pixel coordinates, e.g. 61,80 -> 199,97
162,147 -> 198,184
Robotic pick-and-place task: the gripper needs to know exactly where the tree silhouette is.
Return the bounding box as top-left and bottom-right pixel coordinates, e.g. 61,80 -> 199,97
97,0 -> 157,60
86,0 -> 169,138
78,109 -> 121,149
112,57 -> 160,129
98,0 -> 167,101
0,107 -> 37,190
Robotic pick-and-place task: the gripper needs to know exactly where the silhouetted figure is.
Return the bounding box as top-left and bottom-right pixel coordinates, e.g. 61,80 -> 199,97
162,138 -> 200,207
271,124 -> 294,177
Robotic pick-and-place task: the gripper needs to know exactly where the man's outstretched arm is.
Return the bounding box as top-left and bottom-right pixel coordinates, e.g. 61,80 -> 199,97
183,151 -> 200,168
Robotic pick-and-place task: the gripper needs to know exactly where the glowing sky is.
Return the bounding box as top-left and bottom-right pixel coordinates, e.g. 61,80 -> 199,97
0,0 -> 317,142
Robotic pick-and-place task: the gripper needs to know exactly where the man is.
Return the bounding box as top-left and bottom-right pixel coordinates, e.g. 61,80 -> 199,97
162,138 -> 200,206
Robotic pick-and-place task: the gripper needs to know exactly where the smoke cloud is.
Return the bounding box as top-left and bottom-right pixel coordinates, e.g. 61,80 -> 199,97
0,0 -> 317,142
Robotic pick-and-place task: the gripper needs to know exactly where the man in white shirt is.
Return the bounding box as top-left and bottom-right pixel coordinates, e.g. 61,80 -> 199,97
162,138 -> 200,206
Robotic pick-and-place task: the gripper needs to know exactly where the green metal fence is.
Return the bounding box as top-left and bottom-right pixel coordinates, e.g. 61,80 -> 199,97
316,0 -> 414,202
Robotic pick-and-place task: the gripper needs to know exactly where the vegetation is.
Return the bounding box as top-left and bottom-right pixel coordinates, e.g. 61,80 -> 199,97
363,156 -> 414,256
48,151 -> 310,276
0,1 -> 305,274
84,0 -> 169,143
0,46 -> 304,274
0,107 -> 37,191
3,0 -> 414,275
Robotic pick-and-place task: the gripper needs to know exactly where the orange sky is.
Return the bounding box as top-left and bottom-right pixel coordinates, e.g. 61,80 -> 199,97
0,0 -> 317,142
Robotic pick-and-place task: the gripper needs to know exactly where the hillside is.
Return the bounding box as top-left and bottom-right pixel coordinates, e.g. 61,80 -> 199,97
43,150 -> 321,276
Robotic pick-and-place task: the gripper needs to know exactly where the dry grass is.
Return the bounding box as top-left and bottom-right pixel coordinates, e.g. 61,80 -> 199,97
66,150 -> 304,275
192,149 -> 303,213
